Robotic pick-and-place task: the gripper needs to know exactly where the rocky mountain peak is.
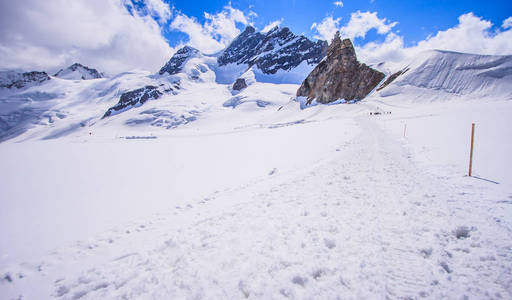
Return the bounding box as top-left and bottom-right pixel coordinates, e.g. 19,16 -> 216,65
159,46 -> 200,75
296,33 -> 385,104
54,63 -> 102,80
218,25 -> 327,75
241,25 -> 256,35
328,33 -> 357,60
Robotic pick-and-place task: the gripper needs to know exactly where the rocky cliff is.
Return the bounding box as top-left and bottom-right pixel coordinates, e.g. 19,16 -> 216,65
0,71 -> 51,89
296,32 -> 385,104
103,86 -> 163,118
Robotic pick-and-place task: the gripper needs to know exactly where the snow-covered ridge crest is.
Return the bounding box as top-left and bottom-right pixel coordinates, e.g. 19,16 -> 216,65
0,70 -> 51,89
377,50 -> 512,99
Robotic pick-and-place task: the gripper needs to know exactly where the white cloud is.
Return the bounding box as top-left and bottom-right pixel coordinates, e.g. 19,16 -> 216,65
311,17 -> 341,41
333,1 -> 344,7
0,0 -> 174,75
412,13 -> 512,55
262,19 -> 284,33
169,14 -> 225,54
140,0 -> 172,22
311,11 -> 396,41
204,6 -> 249,45
357,32 -> 407,65
357,13 -> 512,66
311,11 -> 512,68
340,11 -> 397,39
502,16 -> 512,29
170,4 -> 250,54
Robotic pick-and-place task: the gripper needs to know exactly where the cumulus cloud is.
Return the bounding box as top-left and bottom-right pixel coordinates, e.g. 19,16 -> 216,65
356,32 -> 407,66
0,0 -> 174,75
503,17 -> 512,29
333,1 -> 344,7
170,4 -> 251,54
170,14 -> 225,54
311,11 -> 512,68
340,11 -> 397,39
358,13 -> 512,68
311,11 -> 396,41
311,17 -> 341,41
262,19 -> 284,33
411,13 -> 512,56
138,0 -> 172,22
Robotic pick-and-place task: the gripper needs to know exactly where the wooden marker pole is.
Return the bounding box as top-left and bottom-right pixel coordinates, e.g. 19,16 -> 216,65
403,123 -> 407,138
468,123 -> 475,176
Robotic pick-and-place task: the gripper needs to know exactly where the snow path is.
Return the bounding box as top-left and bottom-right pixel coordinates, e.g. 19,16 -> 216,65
2,116 -> 511,299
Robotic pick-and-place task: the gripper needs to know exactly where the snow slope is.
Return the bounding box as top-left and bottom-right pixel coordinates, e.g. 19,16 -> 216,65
1,96 -> 511,299
377,50 -> 512,100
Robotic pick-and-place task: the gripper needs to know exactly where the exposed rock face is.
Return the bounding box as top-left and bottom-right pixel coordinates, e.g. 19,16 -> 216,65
159,46 -> 200,75
296,33 -> 385,104
0,71 -> 51,89
232,78 -> 247,91
218,26 -> 328,74
54,63 -> 102,80
103,86 -> 163,118
376,68 -> 409,91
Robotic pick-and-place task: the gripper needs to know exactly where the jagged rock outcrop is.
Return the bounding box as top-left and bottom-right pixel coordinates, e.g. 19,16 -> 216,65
218,26 -> 328,74
54,63 -> 102,80
232,78 -> 247,91
296,32 -> 385,104
159,46 -> 200,75
103,86 -> 163,118
0,71 -> 51,89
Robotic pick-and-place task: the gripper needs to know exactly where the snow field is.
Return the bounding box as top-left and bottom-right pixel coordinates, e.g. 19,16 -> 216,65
1,98 -> 511,299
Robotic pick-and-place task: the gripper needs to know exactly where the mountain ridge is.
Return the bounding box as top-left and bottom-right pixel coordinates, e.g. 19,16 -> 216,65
218,26 -> 328,75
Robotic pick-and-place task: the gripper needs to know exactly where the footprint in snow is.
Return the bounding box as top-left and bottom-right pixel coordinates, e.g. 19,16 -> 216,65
291,275 -> 307,287
453,226 -> 474,239
324,238 -> 336,249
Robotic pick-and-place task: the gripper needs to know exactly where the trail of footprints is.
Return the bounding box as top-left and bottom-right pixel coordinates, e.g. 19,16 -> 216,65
3,119 -> 511,299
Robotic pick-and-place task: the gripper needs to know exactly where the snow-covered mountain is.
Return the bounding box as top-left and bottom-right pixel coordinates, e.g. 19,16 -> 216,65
54,63 -> 103,80
217,26 -> 327,82
0,71 -> 51,89
0,26 -> 511,143
101,26 -> 329,120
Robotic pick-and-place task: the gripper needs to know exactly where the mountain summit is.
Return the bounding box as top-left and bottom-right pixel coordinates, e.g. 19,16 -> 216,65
54,63 -> 102,80
159,46 -> 200,75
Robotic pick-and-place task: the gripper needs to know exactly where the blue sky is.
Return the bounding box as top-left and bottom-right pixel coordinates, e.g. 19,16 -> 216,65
1,0 -> 511,74
161,0 -> 512,47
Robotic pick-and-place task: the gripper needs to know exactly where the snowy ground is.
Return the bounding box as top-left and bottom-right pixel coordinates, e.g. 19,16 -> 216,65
1,86 -> 512,299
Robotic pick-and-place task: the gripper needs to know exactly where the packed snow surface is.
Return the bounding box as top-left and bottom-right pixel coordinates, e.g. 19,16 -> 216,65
0,49 -> 512,299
